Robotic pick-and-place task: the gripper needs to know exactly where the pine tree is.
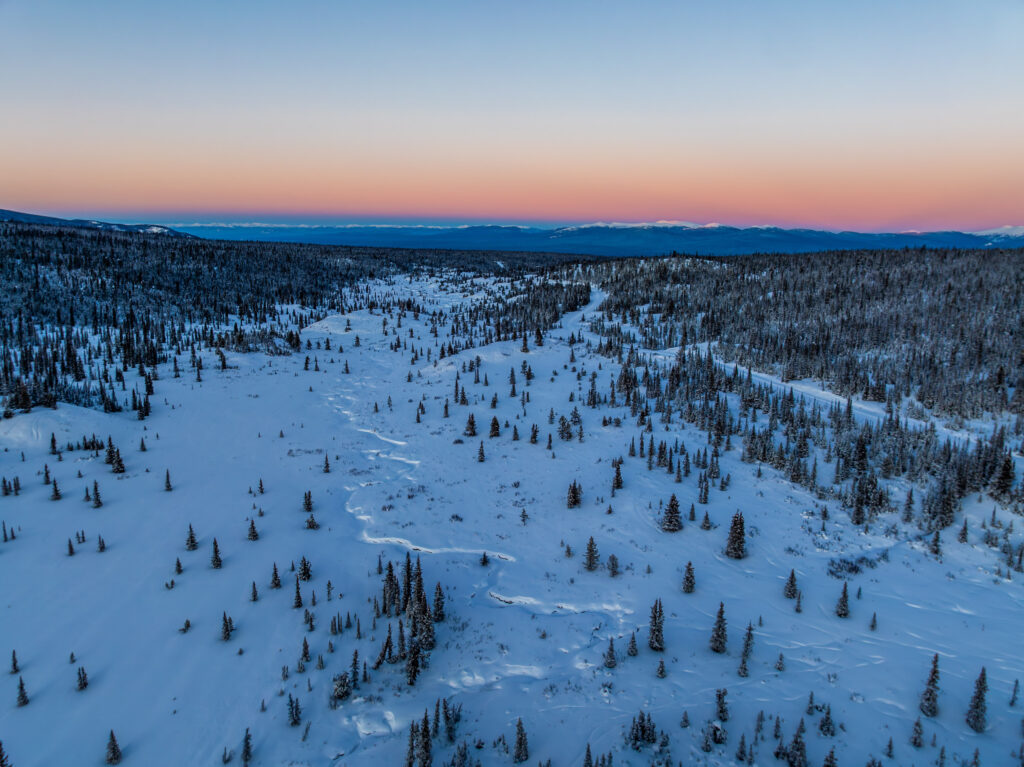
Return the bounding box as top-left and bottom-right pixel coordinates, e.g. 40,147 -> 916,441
835,582 -> 849,618
513,718 -> 529,763
725,511 -> 746,558
607,553 -> 619,577
77,666 -> 89,690
787,719 -> 807,767
247,519 -> 259,541
92,481 -> 102,508
584,537 -> 599,571
603,638 -> 616,669
0,739 -> 10,767
784,569 -> 798,599
682,561 -> 695,593
164,470 -> 172,491
710,602 -> 727,653
211,538 -> 222,568
105,731 -> 122,765
661,494 -> 682,532
648,599 -> 665,651
910,717 -> 923,747
293,577 -> 303,608
965,667 -> 987,733
241,728 -> 253,765
464,414 -> 477,437
919,653 -> 940,717
10,650 -> 18,674
271,562 -> 281,588
417,711 -> 432,767
16,676 -> 28,706
186,524 -> 198,551
627,632 -> 638,657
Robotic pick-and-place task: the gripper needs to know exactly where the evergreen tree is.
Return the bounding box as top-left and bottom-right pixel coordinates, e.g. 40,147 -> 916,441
909,717 -> 923,747
513,718 -> 529,763
603,638 -> 616,669
211,538 -> 222,569
965,667 -> 987,733
417,713 -> 431,767
648,599 -> 665,651
787,719 -> 807,767
241,728 -> 253,766
784,569 -> 798,599
661,494 -> 682,532
725,511 -> 746,558
16,676 -> 28,706
105,731 -> 122,765
682,561 -> 695,593
584,537 -> 599,571
835,582 -> 849,618
247,520 -> 258,541
710,602 -> 727,653
185,524 -> 197,551
627,632 -> 638,657
919,653 -> 940,717
164,470 -> 172,491
0,739 -> 10,767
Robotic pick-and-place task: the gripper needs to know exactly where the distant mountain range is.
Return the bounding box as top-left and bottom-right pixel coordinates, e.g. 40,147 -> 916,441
3,209 -> 1022,257
163,220 -> 1024,257
0,208 -> 190,237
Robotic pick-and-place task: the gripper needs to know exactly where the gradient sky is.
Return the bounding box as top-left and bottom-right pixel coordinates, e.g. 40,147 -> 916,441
1,0 -> 1022,230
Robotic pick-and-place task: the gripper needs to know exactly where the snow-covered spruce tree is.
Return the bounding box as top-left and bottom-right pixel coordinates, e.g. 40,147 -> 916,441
965,667 -> 987,733
783,569 -> 798,599
607,553 -> 619,577
627,632 -> 638,657
710,602 -> 727,653
716,688 -> 729,721
105,730 -> 122,765
787,718 -> 807,767
919,653 -> 940,717
416,712 -> 432,767
604,638 -> 616,669
241,728 -> 253,766
909,717 -> 923,748
682,561 -> 695,593
247,520 -> 258,541
661,494 -> 682,532
464,413 -> 477,437
584,537 -> 599,571
835,582 -> 850,618
513,718 -> 529,763
210,538 -> 222,569
185,524 -> 198,551
16,676 -> 28,706
648,599 -> 665,651
725,511 -> 746,558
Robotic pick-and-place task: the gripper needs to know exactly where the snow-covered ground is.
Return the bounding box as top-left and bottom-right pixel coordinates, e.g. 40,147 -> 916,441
0,275 -> 1019,766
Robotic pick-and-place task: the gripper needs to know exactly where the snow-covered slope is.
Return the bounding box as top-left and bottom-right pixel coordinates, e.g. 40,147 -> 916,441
0,276 -> 1019,767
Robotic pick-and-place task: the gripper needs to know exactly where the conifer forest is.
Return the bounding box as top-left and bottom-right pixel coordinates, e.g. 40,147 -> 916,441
0,221 -> 1022,766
